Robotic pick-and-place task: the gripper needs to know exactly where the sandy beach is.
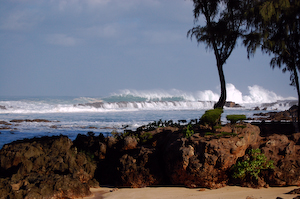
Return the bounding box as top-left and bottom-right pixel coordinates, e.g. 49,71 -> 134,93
85,186 -> 300,199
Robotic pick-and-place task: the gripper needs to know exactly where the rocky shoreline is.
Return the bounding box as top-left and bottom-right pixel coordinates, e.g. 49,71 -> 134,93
1,107 -> 300,199
247,105 -> 298,121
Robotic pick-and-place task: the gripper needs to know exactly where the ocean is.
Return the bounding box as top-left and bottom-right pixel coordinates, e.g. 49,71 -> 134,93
0,85 -> 297,149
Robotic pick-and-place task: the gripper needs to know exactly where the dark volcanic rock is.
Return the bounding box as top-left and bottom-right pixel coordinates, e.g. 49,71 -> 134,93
2,121 -> 300,195
0,121 -> 11,125
10,119 -> 55,123
163,124 -> 261,188
260,134 -> 300,186
77,102 -> 104,108
117,146 -> 164,187
73,129 -> 169,188
74,123 -> 300,189
0,135 -> 97,199
73,132 -> 107,160
250,105 -> 299,121
254,106 -> 260,110
0,121 -> 12,130
254,121 -> 296,137
0,105 -> 6,110
287,188 -> 300,194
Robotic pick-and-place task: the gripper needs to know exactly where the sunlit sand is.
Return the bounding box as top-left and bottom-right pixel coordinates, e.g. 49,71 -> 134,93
85,186 -> 299,199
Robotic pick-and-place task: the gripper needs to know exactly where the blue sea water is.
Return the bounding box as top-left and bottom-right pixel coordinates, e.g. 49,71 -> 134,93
0,86 -> 297,149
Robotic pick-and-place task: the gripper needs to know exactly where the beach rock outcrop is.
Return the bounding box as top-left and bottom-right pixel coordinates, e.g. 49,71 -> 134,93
163,123 -> 261,188
1,119 -> 300,196
0,121 -> 12,130
225,101 -> 242,108
9,119 -> 55,123
117,146 -> 164,187
260,134 -> 300,186
73,122 -> 300,189
287,188 -> 300,194
249,105 -> 299,121
0,121 -> 11,125
0,135 -> 97,199
73,128 -> 172,188
76,102 -> 104,108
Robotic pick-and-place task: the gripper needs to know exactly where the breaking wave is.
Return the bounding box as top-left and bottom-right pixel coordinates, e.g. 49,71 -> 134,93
0,84 -> 297,113
104,84 -> 296,104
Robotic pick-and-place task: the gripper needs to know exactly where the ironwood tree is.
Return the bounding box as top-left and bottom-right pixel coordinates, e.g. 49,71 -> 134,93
243,0 -> 300,126
188,0 -> 245,108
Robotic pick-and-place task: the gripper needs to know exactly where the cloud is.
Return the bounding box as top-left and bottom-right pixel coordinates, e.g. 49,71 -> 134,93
49,0 -> 162,15
46,34 -> 79,46
0,10 -> 43,31
50,0 -> 139,12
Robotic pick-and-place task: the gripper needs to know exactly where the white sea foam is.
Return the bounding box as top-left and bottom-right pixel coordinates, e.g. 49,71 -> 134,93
196,90 -> 220,101
110,83 -> 296,104
0,84 -> 297,114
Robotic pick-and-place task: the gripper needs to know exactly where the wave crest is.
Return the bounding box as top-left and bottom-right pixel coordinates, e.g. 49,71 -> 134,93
0,84 -> 296,113
107,84 -> 296,104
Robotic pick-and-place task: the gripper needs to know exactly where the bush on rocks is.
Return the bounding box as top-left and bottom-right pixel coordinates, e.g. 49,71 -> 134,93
226,115 -> 246,124
200,108 -> 223,131
231,148 -> 275,187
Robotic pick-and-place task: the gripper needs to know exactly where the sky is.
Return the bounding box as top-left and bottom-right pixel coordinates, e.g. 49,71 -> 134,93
0,0 -> 297,99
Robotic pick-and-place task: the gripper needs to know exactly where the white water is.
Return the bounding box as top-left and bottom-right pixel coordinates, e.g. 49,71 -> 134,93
0,84 -> 297,148
0,84 -> 296,114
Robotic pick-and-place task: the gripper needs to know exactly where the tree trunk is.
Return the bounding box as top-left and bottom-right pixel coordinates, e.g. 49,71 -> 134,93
292,66 -> 300,131
214,64 -> 227,109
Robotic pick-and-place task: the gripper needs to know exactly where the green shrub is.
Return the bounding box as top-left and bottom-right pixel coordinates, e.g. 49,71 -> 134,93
200,108 -> 223,131
183,124 -> 194,138
232,148 -> 274,180
226,114 -> 246,124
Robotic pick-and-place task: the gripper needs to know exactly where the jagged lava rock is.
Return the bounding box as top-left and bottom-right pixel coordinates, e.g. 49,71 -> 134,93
2,120 -> 300,195
164,123 -> 261,188
0,135 -> 97,199
260,134 -> 300,186
74,123 -> 300,189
